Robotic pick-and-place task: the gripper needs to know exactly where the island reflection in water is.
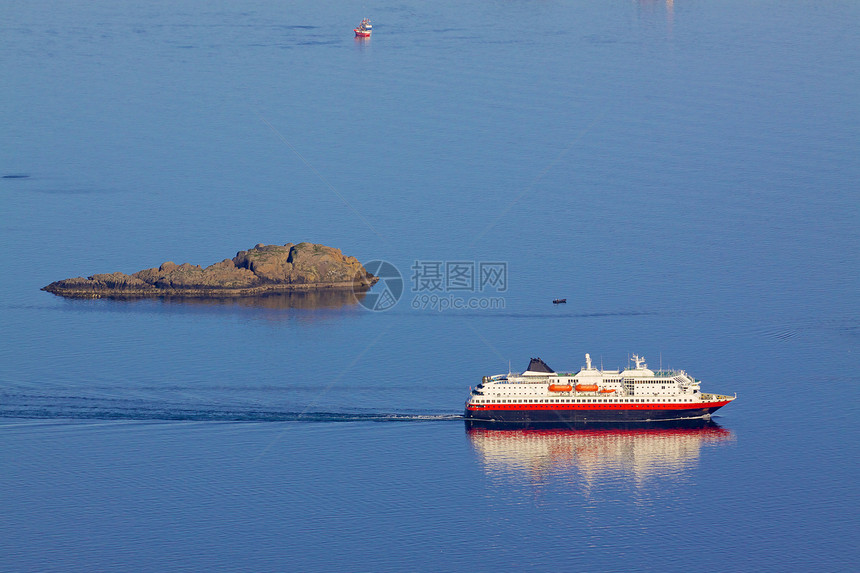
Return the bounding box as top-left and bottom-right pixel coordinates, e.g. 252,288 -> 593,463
467,421 -> 735,487
152,288 -> 369,311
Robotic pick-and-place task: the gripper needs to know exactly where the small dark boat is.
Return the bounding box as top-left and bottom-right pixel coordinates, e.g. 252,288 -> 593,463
552,298 -> 566,304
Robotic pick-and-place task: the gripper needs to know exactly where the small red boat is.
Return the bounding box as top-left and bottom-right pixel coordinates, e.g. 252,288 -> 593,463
354,18 -> 372,37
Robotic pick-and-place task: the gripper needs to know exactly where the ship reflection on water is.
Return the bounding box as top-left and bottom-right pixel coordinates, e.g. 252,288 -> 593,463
467,421 -> 734,488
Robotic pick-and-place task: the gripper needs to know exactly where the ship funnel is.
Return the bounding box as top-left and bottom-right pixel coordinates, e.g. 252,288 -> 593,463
525,357 -> 555,374
585,353 -> 592,370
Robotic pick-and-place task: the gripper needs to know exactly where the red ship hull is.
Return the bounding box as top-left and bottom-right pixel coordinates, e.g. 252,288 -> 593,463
465,399 -> 732,424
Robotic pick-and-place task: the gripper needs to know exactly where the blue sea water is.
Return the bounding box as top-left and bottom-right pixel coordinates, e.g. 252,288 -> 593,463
1,1 -> 858,571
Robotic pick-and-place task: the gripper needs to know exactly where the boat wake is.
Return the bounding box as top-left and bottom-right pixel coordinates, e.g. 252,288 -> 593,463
0,399 -> 463,423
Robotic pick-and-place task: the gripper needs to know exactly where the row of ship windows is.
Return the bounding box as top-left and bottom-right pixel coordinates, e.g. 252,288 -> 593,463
476,398 -> 694,404
499,384 -> 675,391
496,388 -> 675,395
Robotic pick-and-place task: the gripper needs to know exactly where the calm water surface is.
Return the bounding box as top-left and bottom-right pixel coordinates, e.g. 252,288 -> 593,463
1,1 -> 858,571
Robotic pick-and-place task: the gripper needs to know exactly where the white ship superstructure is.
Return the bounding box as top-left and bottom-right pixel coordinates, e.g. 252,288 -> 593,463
465,354 -> 735,424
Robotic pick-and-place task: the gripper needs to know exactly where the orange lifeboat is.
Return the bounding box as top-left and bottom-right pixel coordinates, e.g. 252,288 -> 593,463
599,388 -> 616,394
548,383 -> 573,392
575,383 -> 599,392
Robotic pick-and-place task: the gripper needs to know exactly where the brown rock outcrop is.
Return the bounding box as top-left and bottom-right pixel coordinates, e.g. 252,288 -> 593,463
43,243 -> 377,298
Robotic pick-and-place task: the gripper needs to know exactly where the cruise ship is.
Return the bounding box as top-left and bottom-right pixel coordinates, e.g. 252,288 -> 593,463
465,354 -> 735,425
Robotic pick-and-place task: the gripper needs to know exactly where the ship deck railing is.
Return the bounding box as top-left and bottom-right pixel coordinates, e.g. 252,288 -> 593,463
699,393 -> 734,401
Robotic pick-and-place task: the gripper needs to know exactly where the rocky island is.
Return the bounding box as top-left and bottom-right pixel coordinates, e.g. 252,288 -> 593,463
43,242 -> 378,299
